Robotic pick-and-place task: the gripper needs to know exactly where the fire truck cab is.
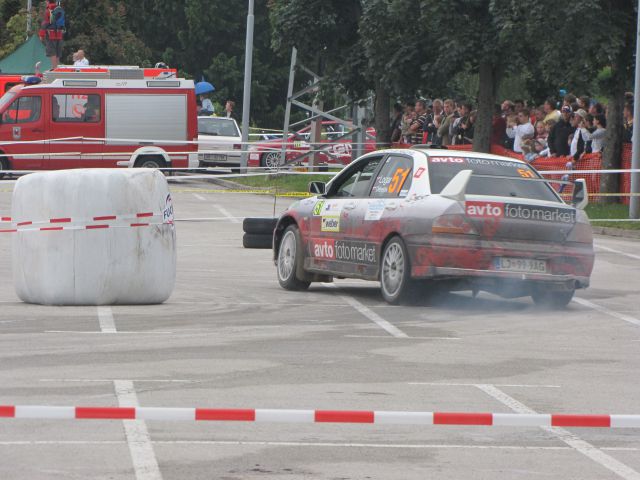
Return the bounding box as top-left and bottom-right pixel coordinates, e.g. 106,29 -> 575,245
0,66 -> 198,176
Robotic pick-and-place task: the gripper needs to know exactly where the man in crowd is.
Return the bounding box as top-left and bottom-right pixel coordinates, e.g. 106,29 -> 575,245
39,0 -> 65,69
623,102 -> 633,143
437,99 -> 456,146
506,108 -> 534,154
425,98 -> 443,145
408,99 -> 428,144
547,105 -> 574,156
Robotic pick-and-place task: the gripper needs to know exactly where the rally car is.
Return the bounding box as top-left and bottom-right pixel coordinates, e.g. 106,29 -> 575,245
272,148 -> 594,306
247,121 -> 376,169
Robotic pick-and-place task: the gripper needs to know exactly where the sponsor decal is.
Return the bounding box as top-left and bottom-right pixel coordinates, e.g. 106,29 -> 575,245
465,201 -> 576,224
322,202 -> 342,213
414,167 -> 426,178
466,158 -> 526,169
466,201 -> 504,218
312,200 -> 325,216
429,157 -> 466,163
310,239 -> 378,265
163,194 -> 174,224
365,200 -> 385,221
321,215 -> 340,232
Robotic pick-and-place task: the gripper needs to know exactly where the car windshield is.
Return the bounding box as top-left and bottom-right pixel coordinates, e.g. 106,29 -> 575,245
427,156 -> 560,202
0,91 -> 16,112
198,118 -> 240,137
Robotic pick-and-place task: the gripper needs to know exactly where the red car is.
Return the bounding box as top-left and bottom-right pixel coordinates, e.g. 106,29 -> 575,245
248,121 -> 376,169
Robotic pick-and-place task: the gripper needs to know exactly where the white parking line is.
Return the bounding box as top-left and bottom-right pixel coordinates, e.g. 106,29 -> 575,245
97,307 -> 116,333
114,380 -> 163,480
573,297 -> 640,327
476,384 -> 640,480
595,243 -> 640,261
409,382 -> 561,388
192,193 -> 206,201
214,205 -> 241,224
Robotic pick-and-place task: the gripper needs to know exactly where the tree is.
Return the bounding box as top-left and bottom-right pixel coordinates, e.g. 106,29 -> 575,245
528,0 -> 636,201
419,0 -> 534,153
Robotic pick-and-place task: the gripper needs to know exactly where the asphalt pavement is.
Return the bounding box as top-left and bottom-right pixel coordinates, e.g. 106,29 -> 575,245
0,180 -> 639,480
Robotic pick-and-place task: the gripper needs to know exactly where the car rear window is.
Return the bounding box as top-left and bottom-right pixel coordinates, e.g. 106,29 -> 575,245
198,118 -> 240,137
427,156 -> 560,202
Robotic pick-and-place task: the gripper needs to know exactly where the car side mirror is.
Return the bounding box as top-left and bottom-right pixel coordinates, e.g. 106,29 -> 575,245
308,181 -> 326,195
572,178 -> 588,210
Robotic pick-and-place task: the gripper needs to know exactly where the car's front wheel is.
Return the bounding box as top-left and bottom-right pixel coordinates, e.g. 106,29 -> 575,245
380,236 -> 413,304
277,225 -> 310,291
531,289 -> 575,308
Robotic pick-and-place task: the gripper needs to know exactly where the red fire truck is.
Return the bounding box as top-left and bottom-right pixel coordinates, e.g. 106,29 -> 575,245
0,66 -> 197,176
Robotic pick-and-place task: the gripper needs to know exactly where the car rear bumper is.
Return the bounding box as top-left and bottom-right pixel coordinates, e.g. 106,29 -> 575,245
407,236 -> 594,289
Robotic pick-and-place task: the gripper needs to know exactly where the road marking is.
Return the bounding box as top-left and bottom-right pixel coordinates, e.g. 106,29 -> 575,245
114,380 -> 163,480
214,205 -> 240,224
40,379 -> 194,383
476,384 -> 640,480
573,297 -> 640,327
0,439 -> 637,452
192,193 -> 206,201
97,307 -> 116,333
325,284 -> 408,338
409,382 -> 561,388
595,243 -> 640,261
345,335 -> 460,340
44,331 -> 173,335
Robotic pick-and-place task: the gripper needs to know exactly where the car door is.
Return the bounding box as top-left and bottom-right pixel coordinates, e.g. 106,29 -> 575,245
1,94 -> 47,170
306,154 -> 384,276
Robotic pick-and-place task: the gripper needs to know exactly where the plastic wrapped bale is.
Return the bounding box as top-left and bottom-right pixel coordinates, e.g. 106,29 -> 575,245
12,169 -> 176,305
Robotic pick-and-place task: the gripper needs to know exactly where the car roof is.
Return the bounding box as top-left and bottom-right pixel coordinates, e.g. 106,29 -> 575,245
408,147 -> 528,165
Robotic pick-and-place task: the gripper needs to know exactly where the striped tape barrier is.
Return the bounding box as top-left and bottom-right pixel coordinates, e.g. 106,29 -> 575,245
0,406 -> 638,427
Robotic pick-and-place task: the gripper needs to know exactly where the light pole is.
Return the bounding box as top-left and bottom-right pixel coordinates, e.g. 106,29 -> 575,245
240,0 -> 255,174
630,0 -> 640,218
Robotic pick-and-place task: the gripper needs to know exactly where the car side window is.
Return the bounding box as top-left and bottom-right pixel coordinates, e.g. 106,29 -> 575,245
53,94 -> 101,123
330,157 -> 383,198
370,156 -> 413,198
2,96 -> 42,124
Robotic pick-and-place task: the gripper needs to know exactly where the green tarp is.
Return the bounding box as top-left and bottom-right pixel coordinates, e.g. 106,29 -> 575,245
0,35 -> 52,74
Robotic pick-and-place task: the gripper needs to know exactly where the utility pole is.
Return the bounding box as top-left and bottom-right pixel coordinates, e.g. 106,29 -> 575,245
27,0 -> 33,37
239,0 -> 255,174
630,0 -> 640,217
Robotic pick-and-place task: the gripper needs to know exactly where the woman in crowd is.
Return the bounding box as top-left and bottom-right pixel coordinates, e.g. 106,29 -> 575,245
580,114 -> 607,153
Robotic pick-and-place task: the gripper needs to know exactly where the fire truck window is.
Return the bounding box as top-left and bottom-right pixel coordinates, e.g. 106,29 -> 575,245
2,96 -> 42,124
53,94 -> 101,123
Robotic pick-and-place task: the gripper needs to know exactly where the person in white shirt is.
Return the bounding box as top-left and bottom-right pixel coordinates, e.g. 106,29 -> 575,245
506,109 -> 535,153
580,114 -> 607,153
72,50 -> 89,67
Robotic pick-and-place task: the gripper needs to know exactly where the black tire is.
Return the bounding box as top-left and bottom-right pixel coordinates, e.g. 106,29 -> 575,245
243,217 -> 278,235
261,152 -> 281,170
380,236 -> 414,304
531,289 -> 575,308
243,233 -> 273,249
277,225 -> 310,291
134,156 -> 166,169
0,156 -> 8,179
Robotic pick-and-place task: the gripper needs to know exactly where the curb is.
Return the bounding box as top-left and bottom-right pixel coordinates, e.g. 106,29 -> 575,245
592,226 -> 640,240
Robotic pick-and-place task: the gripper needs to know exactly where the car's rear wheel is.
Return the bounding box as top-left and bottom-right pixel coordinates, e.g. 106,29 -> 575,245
380,236 -> 413,304
531,289 -> 575,308
277,225 -> 310,291
135,156 -> 166,169
261,152 -> 281,170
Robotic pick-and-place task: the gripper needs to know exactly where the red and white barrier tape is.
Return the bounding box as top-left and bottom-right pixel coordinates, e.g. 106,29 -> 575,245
0,406 -> 638,427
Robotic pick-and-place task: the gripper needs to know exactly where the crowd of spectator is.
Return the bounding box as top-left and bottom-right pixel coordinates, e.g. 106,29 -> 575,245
390,92 -> 635,165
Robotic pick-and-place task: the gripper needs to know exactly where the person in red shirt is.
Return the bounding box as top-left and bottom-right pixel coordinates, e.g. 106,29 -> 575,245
38,1 -> 65,69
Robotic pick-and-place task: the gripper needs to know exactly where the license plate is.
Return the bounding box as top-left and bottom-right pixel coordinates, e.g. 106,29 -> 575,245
202,153 -> 227,162
493,257 -> 547,273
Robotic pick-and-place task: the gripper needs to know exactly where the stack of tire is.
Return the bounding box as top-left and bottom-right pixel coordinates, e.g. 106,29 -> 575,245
242,217 -> 278,249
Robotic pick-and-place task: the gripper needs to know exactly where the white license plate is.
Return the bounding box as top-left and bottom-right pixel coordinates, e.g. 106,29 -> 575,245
203,153 -> 227,162
493,257 -> 547,273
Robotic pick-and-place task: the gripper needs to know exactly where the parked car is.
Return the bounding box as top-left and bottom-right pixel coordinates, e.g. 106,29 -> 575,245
248,121 -> 376,169
272,148 -> 594,306
197,116 -> 242,169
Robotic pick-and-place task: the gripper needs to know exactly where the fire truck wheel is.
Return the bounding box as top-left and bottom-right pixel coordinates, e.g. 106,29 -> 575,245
134,156 -> 166,169
0,157 -> 8,179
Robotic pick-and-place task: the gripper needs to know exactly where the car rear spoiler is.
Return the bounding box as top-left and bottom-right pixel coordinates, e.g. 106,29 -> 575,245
439,169 -> 472,202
